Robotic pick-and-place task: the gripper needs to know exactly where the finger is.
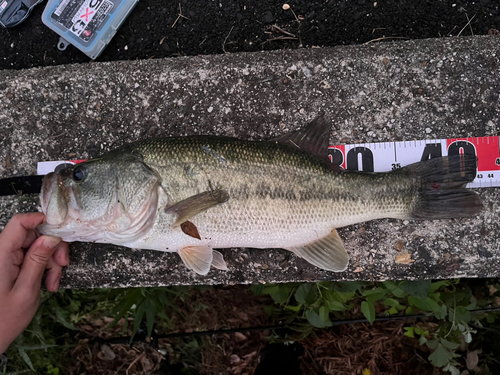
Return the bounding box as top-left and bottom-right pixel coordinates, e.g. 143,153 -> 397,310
0,213 -> 43,289
52,242 -> 70,267
45,255 -> 63,292
0,245 -> 23,292
45,242 -> 69,291
0,213 -> 45,253
21,229 -> 40,250
14,235 -> 61,293
0,257 -> 21,293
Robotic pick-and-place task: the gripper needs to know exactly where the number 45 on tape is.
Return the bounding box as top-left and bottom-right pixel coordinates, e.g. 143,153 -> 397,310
328,136 -> 500,188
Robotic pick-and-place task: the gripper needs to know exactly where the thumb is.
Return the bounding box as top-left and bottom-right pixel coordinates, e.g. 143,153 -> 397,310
15,236 -> 62,292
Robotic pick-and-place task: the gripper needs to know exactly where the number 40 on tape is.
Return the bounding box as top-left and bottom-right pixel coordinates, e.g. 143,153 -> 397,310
328,136 -> 500,188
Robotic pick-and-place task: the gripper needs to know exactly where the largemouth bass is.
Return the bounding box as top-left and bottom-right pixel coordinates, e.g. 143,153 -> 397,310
38,116 -> 483,275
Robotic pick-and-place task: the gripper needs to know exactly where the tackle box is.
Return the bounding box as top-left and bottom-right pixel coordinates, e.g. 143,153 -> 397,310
41,0 -> 139,59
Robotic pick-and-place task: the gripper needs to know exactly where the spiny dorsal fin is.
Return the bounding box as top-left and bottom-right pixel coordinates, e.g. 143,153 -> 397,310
272,114 -> 331,160
286,228 -> 349,272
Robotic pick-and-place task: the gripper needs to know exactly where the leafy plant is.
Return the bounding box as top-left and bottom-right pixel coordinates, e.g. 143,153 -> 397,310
252,279 -> 500,374
107,286 -> 188,340
4,286 -> 188,373
3,279 -> 500,374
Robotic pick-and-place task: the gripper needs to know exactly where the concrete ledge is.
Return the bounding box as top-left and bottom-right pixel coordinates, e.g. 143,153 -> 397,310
0,36 -> 499,288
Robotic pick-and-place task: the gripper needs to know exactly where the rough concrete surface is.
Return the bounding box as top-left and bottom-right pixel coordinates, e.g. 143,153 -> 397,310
0,36 -> 499,289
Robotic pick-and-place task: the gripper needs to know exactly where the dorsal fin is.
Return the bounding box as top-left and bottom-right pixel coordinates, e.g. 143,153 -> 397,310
271,114 -> 342,170
272,114 -> 331,159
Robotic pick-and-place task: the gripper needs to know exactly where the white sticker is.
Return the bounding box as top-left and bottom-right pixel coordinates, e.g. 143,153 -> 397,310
69,0 -> 113,38
37,160 -> 86,175
54,0 -> 71,17
70,0 -> 96,36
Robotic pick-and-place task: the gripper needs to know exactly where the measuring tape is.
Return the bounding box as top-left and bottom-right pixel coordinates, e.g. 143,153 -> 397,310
37,136 -> 500,189
328,136 -> 500,188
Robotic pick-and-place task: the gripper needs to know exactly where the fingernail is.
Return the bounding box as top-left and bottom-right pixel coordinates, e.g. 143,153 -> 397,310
61,250 -> 70,266
54,243 -> 70,266
43,236 -> 62,249
53,279 -> 60,292
61,251 -> 70,266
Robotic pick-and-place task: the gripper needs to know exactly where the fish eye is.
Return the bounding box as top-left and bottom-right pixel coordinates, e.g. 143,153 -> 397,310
73,167 -> 86,182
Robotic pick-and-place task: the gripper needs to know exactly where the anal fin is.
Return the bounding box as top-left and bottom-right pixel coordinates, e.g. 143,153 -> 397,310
286,228 -> 349,272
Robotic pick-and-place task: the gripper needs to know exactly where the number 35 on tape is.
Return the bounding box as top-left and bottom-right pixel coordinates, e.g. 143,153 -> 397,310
328,136 -> 500,188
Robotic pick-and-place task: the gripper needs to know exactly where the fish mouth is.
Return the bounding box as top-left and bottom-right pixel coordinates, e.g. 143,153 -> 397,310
40,172 -> 71,225
40,172 -> 55,214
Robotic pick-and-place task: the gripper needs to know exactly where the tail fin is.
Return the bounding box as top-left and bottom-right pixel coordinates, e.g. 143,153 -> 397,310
402,155 -> 483,220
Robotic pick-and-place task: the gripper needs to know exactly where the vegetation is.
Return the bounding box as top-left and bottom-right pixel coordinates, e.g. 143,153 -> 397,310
3,287 -> 191,374
252,279 -> 500,375
2,279 -> 500,374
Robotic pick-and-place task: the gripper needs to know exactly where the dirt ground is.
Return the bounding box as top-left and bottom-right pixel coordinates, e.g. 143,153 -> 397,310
65,286 -> 434,375
0,0 -> 499,69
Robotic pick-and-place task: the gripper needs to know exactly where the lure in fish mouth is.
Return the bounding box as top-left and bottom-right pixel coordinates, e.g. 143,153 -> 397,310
38,116 -> 483,275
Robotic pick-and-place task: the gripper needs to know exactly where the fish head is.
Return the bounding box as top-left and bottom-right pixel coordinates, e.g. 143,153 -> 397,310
39,153 -> 161,244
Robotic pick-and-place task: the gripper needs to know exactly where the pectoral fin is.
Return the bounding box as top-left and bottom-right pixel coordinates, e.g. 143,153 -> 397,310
178,245 -> 213,275
286,228 -> 349,272
165,189 -> 229,226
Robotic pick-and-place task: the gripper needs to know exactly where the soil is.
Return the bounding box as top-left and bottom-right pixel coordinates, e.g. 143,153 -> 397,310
64,285 -> 435,375
301,321 -> 434,375
1,0 -> 499,70
66,286 -> 271,375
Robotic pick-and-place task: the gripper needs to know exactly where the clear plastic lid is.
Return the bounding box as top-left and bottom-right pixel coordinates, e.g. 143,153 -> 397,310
42,0 -> 139,59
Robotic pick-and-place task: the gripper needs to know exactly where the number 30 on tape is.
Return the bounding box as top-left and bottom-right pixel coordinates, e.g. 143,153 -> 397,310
328,136 -> 500,188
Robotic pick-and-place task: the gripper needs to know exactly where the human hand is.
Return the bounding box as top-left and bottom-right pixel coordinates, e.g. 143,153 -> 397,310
0,213 -> 69,353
